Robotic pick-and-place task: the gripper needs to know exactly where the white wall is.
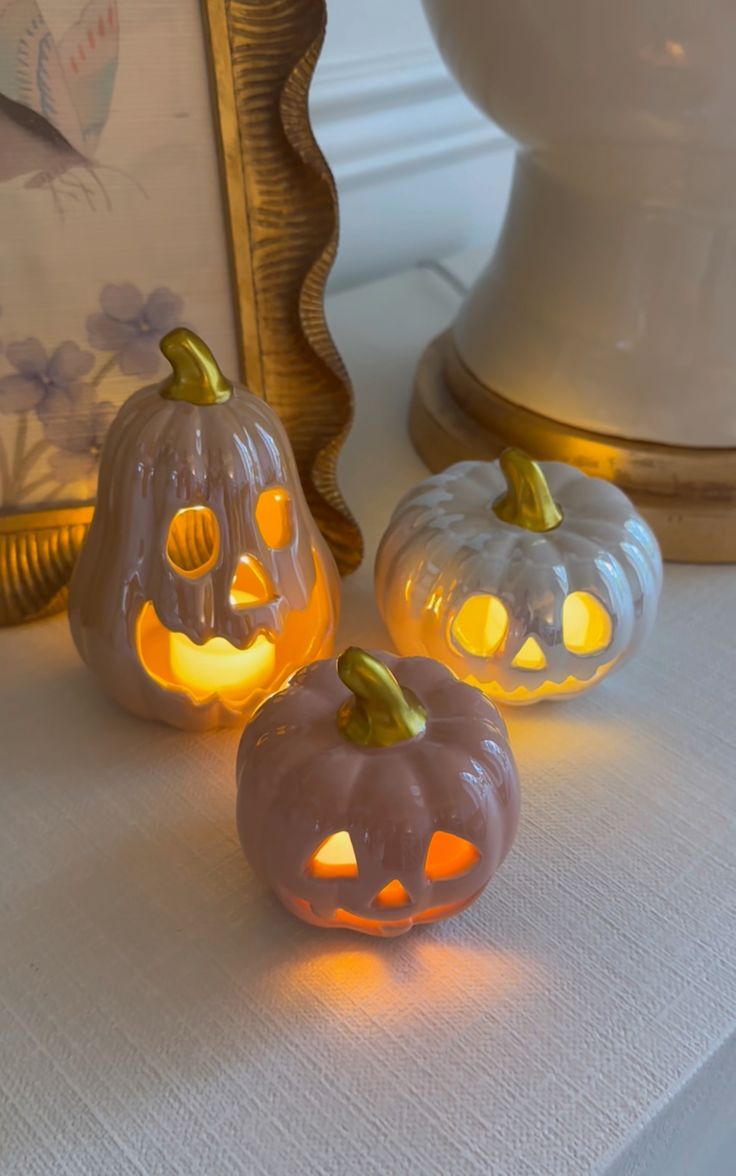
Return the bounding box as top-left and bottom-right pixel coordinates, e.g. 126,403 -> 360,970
312,0 -> 515,291
320,0 -> 436,61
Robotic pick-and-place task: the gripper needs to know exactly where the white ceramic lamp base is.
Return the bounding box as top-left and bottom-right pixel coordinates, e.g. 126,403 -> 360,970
414,1 -> 736,561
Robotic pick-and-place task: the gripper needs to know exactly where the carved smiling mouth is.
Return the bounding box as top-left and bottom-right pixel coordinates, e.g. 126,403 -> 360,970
469,658 -> 620,703
285,893 -> 483,938
136,601 -> 276,704
134,547 -> 336,709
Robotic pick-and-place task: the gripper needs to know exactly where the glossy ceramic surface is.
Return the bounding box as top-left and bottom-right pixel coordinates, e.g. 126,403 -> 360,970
69,358 -> 339,730
236,651 -> 520,937
422,0 -> 736,446
375,458 -> 663,704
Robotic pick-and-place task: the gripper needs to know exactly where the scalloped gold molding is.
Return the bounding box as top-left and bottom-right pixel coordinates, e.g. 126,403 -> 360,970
204,0 -> 362,575
1,1 -> 362,626
0,506 -> 94,626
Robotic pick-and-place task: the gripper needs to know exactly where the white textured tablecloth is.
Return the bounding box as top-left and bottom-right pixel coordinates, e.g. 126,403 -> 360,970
1,260 -> 735,1175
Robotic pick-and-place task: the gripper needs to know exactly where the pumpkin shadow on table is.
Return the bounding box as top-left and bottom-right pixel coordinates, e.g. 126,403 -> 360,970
499,674 -> 653,779
254,912 -> 540,1032
9,795 -> 542,1078
7,615 -> 541,1078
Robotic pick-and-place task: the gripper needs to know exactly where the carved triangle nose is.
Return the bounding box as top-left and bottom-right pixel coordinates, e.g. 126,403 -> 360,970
374,879 -> 412,908
511,635 -> 547,670
230,555 -> 274,608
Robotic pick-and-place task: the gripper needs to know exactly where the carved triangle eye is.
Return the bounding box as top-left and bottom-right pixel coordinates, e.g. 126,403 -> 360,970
425,831 -> 480,882
307,831 -> 358,879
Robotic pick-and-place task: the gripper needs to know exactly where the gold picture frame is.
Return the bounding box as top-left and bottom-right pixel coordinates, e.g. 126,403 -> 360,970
0,0 -> 361,626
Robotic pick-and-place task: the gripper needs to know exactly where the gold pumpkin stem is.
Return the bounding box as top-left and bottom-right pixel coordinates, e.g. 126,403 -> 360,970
493,448 -> 563,532
160,328 -> 233,405
337,648 -> 427,748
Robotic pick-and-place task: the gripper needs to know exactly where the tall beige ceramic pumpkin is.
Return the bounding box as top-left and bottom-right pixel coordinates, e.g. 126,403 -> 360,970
69,329 -> 340,730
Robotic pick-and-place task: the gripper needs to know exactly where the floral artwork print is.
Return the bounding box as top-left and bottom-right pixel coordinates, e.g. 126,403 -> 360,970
0,0 -> 120,213
0,0 -> 241,522
0,282 -> 184,508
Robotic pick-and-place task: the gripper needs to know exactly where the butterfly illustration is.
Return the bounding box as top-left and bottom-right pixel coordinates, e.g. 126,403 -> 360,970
0,0 -> 119,210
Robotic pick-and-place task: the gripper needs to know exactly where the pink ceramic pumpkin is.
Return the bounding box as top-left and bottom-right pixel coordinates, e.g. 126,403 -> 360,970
236,648 -> 520,937
68,328 -> 339,731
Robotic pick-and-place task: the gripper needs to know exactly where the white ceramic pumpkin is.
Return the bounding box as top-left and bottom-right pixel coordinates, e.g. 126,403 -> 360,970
374,450 -> 662,704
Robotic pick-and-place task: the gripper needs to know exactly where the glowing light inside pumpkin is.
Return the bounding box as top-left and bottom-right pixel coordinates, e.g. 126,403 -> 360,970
425,831 -> 480,881
308,831 -> 358,878
230,555 -> 274,605
288,896 -> 481,937
511,636 -> 547,670
466,657 -> 619,703
374,879 -> 412,908
329,908 -> 414,936
256,487 -> 292,549
136,548 -> 335,711
169,609 -> 275,696
563,592 -> 612,655
168,569 -> 276,694
452,594 -> 509,656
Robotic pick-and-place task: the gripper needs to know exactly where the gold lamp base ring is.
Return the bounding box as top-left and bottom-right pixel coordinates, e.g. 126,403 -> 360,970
410,331 -> 736,564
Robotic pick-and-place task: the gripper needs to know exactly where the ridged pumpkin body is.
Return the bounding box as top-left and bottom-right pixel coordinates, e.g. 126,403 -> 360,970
375,458 -> 662,704
70,354 -> 339,730
237,650 -> 520,937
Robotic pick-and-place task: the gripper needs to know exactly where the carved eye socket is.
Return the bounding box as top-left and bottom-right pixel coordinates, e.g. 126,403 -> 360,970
425,831 -> 480,882
167,506 -> 219,578
256,487 -> 292,549
563,591 -> 612,655
452,594 -> 509,657
307,831 -> 358,879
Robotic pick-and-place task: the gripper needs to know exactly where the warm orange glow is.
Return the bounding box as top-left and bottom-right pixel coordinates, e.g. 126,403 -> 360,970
511,635 -> 547,670
452,594 -> 509,657
167,572 -> 276,695
331,909 -> 413,937
166,506 -> 219,578
467,658 -> 618,703
424,831 -> 480,881
562,592 -> 612,655
136,599 -> 277,702
278,919 -> 537,1011
256,487 -> 292,549
374,879 -> 412,908
328,898 -> 472,936
136,548 -> 335,712
169,629 -> 275,694
230,556 -> 274,605
308,832 -> 358,879
284,892 -> 489,937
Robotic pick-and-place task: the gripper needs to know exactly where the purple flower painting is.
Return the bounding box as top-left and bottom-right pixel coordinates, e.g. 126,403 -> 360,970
41,384 -> 117,483
0,340 -> 94,414
87,284 -> 185,377
0,283 -> 186,508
